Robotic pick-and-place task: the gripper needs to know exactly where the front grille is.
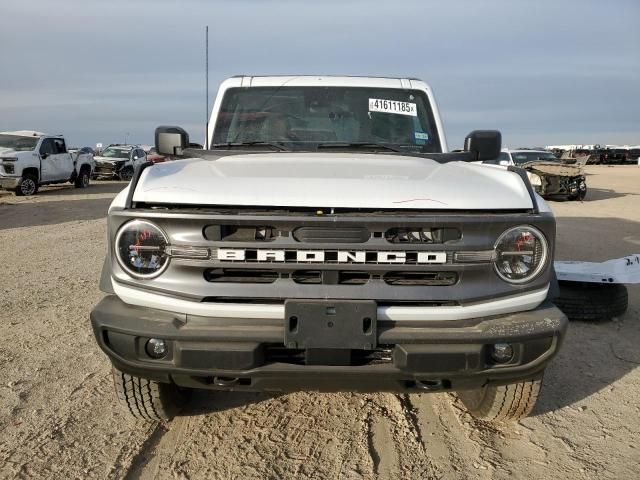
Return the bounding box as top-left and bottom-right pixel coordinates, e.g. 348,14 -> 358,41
204,225 -> 276,242
203,269 -> 456,286
383,271 -> 458,286
291,270 -> 370,285
385,227 -> 460,243
204,268 -> 278,283
293,226 -> 370,243
264,345 -> 393,366
95,163 -> 118,175
204,269 -> 371,286
111,208 -> 554,304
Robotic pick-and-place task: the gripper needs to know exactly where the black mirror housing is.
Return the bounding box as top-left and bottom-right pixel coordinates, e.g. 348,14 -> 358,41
155,126 -> 190,156
464,130 -> 501,161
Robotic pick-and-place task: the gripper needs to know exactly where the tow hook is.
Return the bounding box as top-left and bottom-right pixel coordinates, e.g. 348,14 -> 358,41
213,376 -> 241,387
415,379 -> 446,391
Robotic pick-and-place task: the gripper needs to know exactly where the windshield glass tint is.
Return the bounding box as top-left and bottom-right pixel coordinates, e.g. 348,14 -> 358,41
0,134 -> 39,151
212,86 -> 442,153
101,147 -> 130,159
511,152 -> 557,164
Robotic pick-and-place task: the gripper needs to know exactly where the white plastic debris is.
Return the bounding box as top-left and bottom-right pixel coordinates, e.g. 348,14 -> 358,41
554,254 -> 640,284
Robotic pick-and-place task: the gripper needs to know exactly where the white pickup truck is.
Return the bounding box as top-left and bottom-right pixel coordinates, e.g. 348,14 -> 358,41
91,76 -> 567,424
0,131 -> 95,196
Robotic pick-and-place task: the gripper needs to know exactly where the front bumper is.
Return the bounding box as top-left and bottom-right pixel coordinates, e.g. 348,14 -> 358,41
0,176 -> 20,189
91,295 -> 567,393
535,174 -> 586,198
93,162 -> 123,178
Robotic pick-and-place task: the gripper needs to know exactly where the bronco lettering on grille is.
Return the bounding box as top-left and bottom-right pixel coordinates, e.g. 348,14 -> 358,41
216,249 -> 447,264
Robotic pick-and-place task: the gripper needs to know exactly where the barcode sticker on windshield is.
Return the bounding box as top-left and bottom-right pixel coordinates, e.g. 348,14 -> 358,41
369,98 -> 417,116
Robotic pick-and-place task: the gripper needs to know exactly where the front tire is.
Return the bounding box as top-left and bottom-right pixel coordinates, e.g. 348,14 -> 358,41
15,174 -> 38,196
112,367 -> 189,422
457,377 -> 542,422
119,167 -> 134,181
74,168 -> 90,188
555,281 -> 628,321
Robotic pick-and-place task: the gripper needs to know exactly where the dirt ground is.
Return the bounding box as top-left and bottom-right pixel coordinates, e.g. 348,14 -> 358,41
0,167 -> 638,479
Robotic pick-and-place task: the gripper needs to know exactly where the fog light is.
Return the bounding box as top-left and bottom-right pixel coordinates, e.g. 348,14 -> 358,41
146,338 -> 167,359
491,343 -> 514,363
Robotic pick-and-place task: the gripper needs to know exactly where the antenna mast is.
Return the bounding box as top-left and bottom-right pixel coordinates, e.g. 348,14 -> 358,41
205,25 -> 209,149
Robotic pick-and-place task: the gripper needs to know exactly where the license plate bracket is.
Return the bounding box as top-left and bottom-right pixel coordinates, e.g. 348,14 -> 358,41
284,300 -> 377,350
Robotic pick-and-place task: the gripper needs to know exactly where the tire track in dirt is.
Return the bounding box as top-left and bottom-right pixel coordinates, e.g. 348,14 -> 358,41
125,391 -> 377,479
367,412 -> 398,479
408,393 -> 471,478
120,423 -> 169,480
367,394 -> 438,479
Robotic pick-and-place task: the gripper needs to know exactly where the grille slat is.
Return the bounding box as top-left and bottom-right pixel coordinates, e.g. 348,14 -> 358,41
383,271 -> 458,286
385,227 -> 461,244
293,226 -> 370,243
204,268 -> 278,284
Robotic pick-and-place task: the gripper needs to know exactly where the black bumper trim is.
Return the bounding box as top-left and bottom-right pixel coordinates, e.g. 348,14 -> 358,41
91,295 -> 567,393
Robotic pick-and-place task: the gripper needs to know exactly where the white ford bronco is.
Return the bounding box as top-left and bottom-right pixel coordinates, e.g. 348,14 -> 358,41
0,131 -> 95,195
91,76 -> 567,423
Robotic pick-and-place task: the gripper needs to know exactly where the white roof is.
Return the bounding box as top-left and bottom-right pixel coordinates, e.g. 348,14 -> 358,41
0,130 -> 47,137
229,75 -> 429,90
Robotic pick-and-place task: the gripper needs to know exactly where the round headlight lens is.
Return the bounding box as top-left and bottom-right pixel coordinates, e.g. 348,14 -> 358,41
493,226 -> 548,284
115,220 -> 169,278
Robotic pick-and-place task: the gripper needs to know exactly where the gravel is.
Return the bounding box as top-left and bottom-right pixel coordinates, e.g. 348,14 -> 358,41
1,169 -> 638,479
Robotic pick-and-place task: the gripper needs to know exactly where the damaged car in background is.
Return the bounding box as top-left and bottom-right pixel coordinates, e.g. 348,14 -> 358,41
484,149 -> 587,201
93,144 -> 147,181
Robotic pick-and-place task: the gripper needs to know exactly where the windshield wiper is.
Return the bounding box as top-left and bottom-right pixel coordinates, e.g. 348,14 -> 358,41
316,142 -> 402,152
211,141 -> 289,151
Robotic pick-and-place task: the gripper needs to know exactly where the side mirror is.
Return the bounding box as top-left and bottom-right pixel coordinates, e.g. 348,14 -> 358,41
464,130 -> 501,162
155,126 -> 190,156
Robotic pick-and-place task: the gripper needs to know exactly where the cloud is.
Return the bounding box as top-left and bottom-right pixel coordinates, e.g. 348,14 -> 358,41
0,0 -> 638,147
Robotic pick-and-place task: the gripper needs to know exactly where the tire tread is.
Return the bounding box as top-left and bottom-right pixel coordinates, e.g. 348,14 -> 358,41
555,282 -> 628,321
111,367 -> 187,422
458,377 -> 542,422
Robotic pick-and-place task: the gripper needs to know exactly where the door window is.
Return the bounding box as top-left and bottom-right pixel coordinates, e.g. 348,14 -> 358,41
39,139 -> 56,155
53,138 -> 67,154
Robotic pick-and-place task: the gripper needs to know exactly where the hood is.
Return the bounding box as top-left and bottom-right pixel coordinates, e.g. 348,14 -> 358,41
0,147 -> 18,157
132,153 -> 534,210
523,161 -> 584,177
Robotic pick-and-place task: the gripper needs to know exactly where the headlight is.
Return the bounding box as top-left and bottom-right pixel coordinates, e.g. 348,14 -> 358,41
527,172 -> 542,186
493,226 -> 548,284
115,220 -> 169,278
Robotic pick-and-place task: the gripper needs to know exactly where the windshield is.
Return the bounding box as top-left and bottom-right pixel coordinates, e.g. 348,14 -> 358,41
511,151 -> 558,164
0,134 -> 39,151
100,147 -> 130,159
212,86 -> 442,153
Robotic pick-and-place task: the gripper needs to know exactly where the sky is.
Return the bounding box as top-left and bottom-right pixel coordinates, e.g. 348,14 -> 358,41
0,0 -> 638,149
